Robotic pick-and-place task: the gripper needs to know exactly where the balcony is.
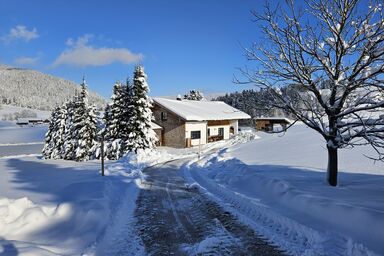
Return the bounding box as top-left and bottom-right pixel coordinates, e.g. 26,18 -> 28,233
207,135 -> 223,143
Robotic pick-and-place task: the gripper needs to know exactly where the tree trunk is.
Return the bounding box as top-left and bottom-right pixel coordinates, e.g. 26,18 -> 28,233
326,145 -> 338,186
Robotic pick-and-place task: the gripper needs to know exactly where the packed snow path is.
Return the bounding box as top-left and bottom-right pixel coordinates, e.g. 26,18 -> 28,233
135,159 -> 283,255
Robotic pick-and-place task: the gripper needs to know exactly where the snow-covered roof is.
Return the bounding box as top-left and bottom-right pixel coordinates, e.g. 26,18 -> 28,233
151,121 -> 163,130
254,117 -> 292,123
153,98 -> 251,121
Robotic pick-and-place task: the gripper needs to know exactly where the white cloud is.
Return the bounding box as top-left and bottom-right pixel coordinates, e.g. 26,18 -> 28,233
14,56 -> 39,65
53,34 -> 143,67
1,25 -> 39,43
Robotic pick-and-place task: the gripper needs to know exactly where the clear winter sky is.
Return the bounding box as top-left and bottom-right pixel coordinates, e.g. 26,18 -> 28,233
0,0 -> 266,98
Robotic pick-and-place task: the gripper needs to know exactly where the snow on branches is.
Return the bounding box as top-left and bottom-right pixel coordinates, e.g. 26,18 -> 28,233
43,67 -> 158,161
238,0 -> 384,185
184,90 -> 205,101
126,66 -> 158,152
43,79 -> 99,161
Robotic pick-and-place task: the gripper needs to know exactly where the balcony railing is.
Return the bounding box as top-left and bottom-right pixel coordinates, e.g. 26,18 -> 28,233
207,135 -> 223,142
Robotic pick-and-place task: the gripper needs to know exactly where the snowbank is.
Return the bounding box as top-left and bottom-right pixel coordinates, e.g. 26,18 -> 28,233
0,146 -> 185,255
183,124 -> 384,256
104,148 -> 175,178
0,150 -> 162,255
0,157 -> 122,255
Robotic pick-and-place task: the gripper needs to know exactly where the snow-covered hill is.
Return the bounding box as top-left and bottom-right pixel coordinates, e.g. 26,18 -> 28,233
0,64 -> 106,110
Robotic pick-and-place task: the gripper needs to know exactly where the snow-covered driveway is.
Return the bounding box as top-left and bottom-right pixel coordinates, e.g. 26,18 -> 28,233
134,158 -> 283,255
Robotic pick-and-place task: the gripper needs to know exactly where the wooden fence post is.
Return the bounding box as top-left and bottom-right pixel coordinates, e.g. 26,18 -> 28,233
101,135 -> 105,176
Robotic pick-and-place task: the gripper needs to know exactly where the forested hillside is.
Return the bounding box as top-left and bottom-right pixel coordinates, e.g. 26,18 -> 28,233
213,89 -> 288,123
0,64 -> 105,110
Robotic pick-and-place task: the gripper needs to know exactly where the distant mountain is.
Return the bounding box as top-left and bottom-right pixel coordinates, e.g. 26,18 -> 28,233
0,64 -> 106,110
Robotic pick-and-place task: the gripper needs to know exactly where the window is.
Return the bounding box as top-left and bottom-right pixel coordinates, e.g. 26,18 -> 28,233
218,128 -> 224,136
207,128 -> 210,137
191,130 -> 201,139
161,112 -> 167,121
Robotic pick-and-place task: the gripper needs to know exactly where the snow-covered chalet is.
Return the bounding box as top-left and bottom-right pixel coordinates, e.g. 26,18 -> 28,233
151,97 -> 250,148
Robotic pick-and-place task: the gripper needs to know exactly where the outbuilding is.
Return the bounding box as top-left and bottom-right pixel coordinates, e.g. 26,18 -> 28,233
255,117 -> 292,132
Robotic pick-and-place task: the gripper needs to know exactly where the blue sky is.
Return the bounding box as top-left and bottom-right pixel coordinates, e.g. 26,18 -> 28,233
0,0 -> 264,98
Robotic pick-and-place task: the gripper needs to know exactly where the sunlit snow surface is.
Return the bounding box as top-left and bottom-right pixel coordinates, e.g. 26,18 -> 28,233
184,124 -> 384,256
1,121 -> 383,255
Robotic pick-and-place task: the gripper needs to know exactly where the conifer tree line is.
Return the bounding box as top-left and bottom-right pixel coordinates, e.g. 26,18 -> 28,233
183,90 -> 205,100
213,88 -> 292,125
42,66 -> 158,161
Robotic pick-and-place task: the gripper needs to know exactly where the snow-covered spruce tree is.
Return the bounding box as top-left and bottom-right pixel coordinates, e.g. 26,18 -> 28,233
239,0 -> 384,186
102,79 -> 134,159
103,82 -> 125,159
127,66 -> 157,152
118,78 -> 135,153
102,102 -> 114,159
184,90 -> 205,100
62,100 -> 76,160
50,105 -> 67,159
72,79 -> 98,161
42,107 -> 60,159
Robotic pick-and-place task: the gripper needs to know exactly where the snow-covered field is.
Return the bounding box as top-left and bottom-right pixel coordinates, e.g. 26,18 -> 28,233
0,125 -> 47,158
1,122 -> 383,255
0,105 -> 49,158
0,105 -> 51,121
183,124 -> 384,255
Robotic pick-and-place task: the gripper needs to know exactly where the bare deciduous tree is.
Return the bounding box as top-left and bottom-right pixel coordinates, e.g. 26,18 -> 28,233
238,0 -> 384,186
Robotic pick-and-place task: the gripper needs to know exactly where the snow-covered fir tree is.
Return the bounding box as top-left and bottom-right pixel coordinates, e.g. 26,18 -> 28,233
184,90 -> 205,100
42,107 -> 60,159
72,79 -> 98,161
103,82 -> 123,142
121,78 -> 134,141
43,105 -> 69,159
127,66 -> 157,152
103,81 -> 127,159
62,100 -> 76,160
50,105 -> 67,159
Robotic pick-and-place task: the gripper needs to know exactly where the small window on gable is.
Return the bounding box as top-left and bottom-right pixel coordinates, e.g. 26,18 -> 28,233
161,111 -> 167,121
191,130 -> 201,139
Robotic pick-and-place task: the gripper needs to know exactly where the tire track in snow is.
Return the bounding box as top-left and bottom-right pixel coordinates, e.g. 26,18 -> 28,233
134,158 -> 283,255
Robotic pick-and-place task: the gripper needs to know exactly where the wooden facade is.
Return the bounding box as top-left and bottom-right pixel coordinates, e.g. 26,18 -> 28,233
152,104 -> 186,148
207,120 -> 231,126
153,128 -> 163,146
